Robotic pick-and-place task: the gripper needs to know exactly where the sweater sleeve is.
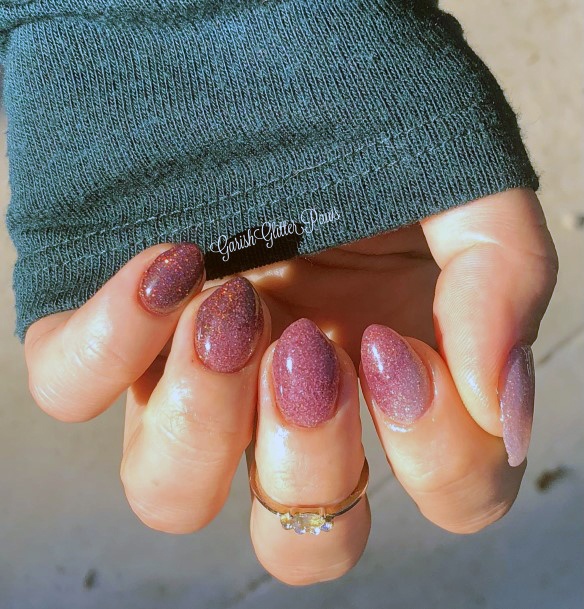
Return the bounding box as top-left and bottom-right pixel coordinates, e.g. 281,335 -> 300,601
0,0 -> 538,342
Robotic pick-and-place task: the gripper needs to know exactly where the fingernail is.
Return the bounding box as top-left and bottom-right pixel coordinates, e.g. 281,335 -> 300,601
195,276 -> 264,373
138,243 -> 205,315
361,324 -> 432,426
499,343 -> 535,467
272,318 -> 340,427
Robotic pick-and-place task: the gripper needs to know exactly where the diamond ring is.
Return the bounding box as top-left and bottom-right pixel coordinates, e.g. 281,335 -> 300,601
248,457 -> 369,535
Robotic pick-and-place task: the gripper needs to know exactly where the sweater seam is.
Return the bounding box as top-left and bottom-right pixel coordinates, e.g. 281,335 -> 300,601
11,101 -> 487,231
22,125 -> 537,279
14,101 -> 512,257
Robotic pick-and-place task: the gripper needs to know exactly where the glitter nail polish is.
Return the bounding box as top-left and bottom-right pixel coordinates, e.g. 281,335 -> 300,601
271,318 -> 340,428
195,276 -> 264,373
498,343 -> 535,467
361,324 -> 432,426
138,243 -> 205,315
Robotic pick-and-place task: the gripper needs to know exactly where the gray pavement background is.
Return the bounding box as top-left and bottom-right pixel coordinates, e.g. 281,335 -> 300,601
0,1 -> 582,608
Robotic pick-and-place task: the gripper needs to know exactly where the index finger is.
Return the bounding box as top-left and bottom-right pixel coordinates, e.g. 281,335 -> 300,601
25,243 -> 205,422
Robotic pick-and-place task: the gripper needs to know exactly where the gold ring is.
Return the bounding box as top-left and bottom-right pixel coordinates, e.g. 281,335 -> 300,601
249,457 -> 369,535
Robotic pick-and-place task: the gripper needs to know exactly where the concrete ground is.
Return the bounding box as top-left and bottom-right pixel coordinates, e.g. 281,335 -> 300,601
0,1 -> 582,608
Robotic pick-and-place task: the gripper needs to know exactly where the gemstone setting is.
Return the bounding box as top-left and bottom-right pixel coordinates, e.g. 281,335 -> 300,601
279,512 -> 334,535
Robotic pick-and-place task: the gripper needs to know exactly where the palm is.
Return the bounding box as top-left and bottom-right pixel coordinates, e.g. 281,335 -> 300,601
226,223 -> 440,369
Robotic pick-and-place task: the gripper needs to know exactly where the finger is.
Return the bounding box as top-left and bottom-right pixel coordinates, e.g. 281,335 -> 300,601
360,325 -> 525,534
121,277 -> 271,534
421,188 -> 558,466
24,243 -> 205,423
123,354 -> 167,454
251,319 -> 370,586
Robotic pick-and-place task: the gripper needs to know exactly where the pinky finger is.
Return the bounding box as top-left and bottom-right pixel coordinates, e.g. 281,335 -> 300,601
360,325 -> 525,534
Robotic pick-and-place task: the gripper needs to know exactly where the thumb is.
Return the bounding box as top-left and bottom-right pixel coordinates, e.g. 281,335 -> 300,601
421,188 -> 558,466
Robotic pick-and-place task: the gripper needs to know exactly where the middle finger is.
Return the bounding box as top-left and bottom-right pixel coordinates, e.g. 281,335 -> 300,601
120,276 -> 270,533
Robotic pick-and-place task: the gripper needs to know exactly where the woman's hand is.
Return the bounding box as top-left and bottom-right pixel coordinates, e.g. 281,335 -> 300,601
22,187 -> 558,584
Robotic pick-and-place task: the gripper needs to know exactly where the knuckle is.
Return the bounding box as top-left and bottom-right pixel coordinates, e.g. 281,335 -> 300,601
157,409 -> 221,464
403,451 -> 472,496
151,396 -> 244,466
541,245 -> 559,276
27,373 -> 83,422
505,226 -> 559,291
25,327 -> 111,423
266,468 -> 322,503
27,361 -> 104,422
27,373 -> 59,417
65,328 -> 141,385
524,246 -> 559,287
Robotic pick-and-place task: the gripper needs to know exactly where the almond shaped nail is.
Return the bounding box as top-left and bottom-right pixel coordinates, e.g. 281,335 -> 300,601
138,243 -> 205,315
271,318 -> 340,428
499,343 -> 535,467
195,276 -> 264,373
361,324 -> 432,425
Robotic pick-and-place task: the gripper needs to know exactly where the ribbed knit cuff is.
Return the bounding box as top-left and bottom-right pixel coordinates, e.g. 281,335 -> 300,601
1,0 -> 538,341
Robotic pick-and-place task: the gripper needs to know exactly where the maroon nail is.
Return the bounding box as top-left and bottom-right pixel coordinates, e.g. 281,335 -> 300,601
138,243 -> 205,315
271,318 -> 340,428
195,276 -> 264,373
361,324 -> 432,425
499,343 -> 535,467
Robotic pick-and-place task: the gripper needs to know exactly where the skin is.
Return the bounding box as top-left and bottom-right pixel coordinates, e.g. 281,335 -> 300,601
23,188 -> 558,586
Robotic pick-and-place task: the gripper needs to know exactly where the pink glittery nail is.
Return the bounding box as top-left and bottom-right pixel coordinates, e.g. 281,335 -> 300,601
499,343 -> 535,467
138,243 -> 205,315
361,324 -> 432,425
271,318 -> 340,428
195,276 -> 264,373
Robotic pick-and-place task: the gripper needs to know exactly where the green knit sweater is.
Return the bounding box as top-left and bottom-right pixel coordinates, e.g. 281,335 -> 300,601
0,0 -> 538,341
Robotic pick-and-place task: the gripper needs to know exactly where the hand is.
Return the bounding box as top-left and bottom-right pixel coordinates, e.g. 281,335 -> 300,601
23,187 -> 557,584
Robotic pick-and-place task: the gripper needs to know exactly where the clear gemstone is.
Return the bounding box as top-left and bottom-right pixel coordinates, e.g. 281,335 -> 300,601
320,518 -> 334,532
279,513 -> 294,530
279,512 -> 334,535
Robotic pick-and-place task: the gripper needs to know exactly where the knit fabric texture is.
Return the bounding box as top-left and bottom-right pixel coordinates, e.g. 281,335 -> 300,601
0,0 -> 538,342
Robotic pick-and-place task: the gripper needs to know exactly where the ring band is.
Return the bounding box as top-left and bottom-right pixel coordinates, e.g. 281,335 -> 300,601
249,457 -> 369,535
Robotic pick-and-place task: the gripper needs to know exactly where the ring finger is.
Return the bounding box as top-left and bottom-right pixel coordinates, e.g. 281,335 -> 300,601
250,318 -> 370,586
360,324 -> 526,534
